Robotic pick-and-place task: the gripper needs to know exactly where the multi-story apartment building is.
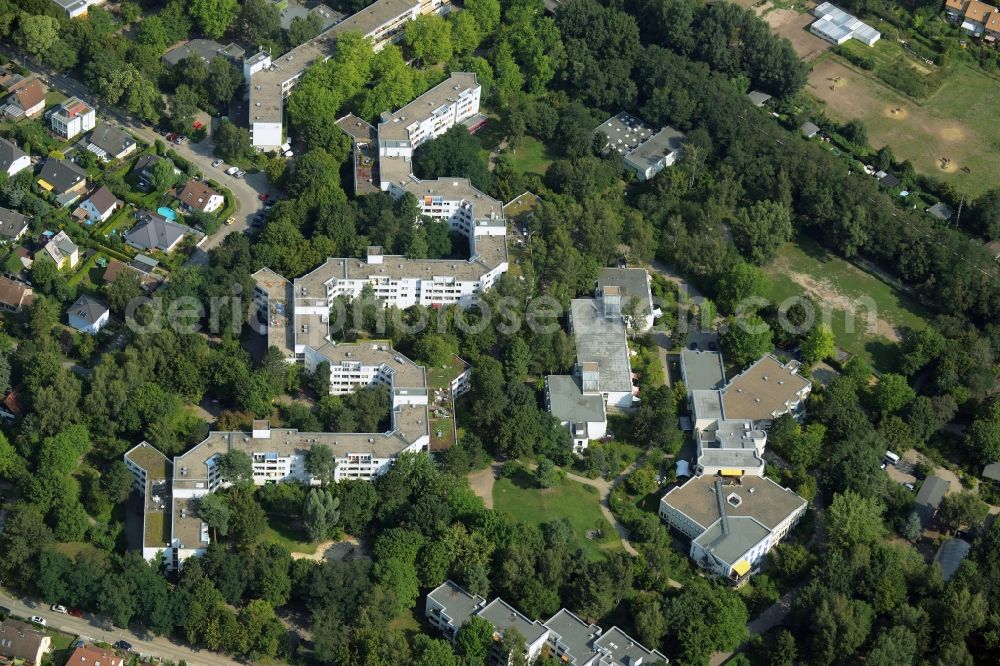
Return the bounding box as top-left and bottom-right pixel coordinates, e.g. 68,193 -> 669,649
246,0 -> 452,148
426,581 -> 670,665
48,97 -> 96,140
124,341 -> 431,570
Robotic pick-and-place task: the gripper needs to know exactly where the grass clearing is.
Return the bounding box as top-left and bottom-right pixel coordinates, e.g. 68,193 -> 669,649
262,513 -> 317,555
506,136 -> 557,175
493,469 -> 623,560
764,239 -> 928,370
807,59 -> 1000,196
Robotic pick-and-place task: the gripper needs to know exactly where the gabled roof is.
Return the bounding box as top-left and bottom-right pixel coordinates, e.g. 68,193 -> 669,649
68,294 -> 109,326
0,137 -> 27,172
927,202 -> 953,220
131,153 -> 163,177
10,79 -> 45,110
38,158 -> 87,194
0,206 -> 28,240
0,276 -> 31,309
0,618 -> 49,662
88,124 -> 136,156
84,186 -> 120,215
124,212 -> 190,252
66,644 -> 124,666
177,180 -> 221,211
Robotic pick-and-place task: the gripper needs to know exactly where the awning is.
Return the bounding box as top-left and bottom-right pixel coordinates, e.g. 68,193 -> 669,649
732,559 -> 751,577
720,469 -> 743,477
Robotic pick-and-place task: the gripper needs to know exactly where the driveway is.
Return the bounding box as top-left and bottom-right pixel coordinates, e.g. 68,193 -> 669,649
0,591 -> 242,666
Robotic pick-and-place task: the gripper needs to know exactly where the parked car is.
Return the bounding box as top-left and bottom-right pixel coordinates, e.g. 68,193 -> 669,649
225,166 -> 239,176
68,608 -> 84,618
30,616 -> 46,626
234,169 -> 246,178
258,193 -> 270,201
264,199 -> 275,208
113,640 -> 132,652
50,605 -> 67,614
225,216 -> 235,226
211,159 -> 223,168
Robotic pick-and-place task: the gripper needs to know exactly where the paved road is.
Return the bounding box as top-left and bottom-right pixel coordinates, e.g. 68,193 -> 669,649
2,49 -> 269,266
0,591 -> 242,665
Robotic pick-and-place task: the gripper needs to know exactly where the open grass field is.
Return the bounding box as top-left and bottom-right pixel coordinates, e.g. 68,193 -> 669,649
764,239 -> 929,370
505,136 -> 557,176
807,58 -> 1000,196
493,469 -> 623,560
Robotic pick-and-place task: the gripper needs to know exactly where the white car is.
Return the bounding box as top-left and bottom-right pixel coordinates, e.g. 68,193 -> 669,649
212,159 -> 223,168
30,616 -> 46,626
51,605 -> 67,614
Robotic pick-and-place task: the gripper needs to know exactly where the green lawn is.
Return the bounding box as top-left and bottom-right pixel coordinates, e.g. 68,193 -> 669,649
506,136 -> 557,176
262,512 -> 317,554
493,469 -> 623,560
764,239 -> 928,370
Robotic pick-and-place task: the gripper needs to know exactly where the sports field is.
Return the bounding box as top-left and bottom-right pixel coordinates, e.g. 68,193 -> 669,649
493,470 -> 623,560
764,240 -> 928,370
808,58 -> 1000,196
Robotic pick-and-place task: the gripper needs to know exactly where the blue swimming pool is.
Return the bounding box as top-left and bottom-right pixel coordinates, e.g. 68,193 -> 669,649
157,207 -> 177,221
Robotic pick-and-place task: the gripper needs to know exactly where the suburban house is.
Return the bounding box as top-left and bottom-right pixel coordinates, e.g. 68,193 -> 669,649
50,0 -> 106,18
67,294 -> 110,335
596,267 -> 660,333
810,2 -> 881,45
78,185 -> 120,224
37,230 -> 80,270
162,39 -> 246,67
595,112 -> 685,182
0,386 -> 24,420
426,580 -> 669,665
177,180 -> 224,214
37,158 -> 87,201
545,373 -> 608,453
0,207 -> 29,243
65,644 -> 124,666
124,211 -> 192,253
660,474 -> 807,584
0,618 -> 52,666
915,475 -> 951,528
86,124 -> 137,162
246,0 -> 454,148
0,276 -> 32,312
0,138 -> 31,178
945,0 -> 1000,37
4,79 -> 46,119
49,97 -> 96,140
127,342 -> 432,568
130,154 -> 169,182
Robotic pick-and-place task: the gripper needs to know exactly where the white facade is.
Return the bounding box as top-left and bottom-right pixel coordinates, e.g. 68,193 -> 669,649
52,0 -> 105,18
79,197 -> 117,224
3,153 -> 30,178
49,98 -> 96,140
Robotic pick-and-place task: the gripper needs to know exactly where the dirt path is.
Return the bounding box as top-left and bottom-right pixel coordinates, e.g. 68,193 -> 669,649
467,464 -> 499,510
290,535 -> 368,562
769,254 -> 902,343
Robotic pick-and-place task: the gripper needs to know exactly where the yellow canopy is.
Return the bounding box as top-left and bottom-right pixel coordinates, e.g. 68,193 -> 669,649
720,468 -> 743,477
732,559 -> 751,577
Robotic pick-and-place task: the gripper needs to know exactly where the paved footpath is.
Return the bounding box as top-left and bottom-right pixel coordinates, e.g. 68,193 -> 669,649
1,590 -> 243,666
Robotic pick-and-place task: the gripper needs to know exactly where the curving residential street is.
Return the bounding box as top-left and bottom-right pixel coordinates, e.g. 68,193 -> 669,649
0,590 -> 242,666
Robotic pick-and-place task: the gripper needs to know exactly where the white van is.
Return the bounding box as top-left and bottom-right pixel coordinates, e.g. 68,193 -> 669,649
884,451 -> 900,465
